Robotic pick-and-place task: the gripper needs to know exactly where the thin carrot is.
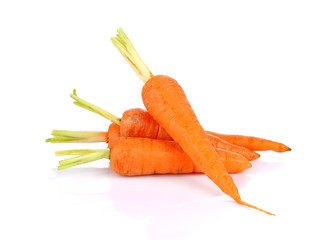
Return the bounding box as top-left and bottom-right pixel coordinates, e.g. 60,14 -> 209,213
206,131 -> 291,152
111,28 -> 274,215
206,134 -> 259,160
56,137 -> 251,174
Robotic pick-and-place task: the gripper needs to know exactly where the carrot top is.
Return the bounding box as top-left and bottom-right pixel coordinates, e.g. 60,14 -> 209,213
46,130 -> 107,143
56,149 -> 109,170
111,28 -> 153,83
71,89 -> 121,125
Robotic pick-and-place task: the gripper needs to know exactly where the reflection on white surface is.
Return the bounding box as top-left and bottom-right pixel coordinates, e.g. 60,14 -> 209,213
45,148 -> 327,240
49,162 -> 258,239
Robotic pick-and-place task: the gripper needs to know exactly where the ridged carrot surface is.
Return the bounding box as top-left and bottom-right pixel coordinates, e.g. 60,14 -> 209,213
110,138 -> 251,175
56,93 -> 260,161
108,123 -> 120,148
55,137 -> 251,174
206,131 -> 291,152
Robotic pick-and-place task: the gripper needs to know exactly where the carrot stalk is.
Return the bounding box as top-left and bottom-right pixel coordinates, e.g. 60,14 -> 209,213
70,89 -> 121,125
111,28 -> 274,215
56,149 -> 109,170
111,28 -> 153,82
46,130 -> 108,143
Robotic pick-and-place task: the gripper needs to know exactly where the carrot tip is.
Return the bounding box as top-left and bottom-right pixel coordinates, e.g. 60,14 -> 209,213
237,200 -> 275,216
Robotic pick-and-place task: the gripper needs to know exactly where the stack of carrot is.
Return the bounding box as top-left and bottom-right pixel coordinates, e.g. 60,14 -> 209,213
47,28 -> 291,215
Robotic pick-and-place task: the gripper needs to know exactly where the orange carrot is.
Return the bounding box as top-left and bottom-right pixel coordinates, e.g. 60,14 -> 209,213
206,134 -> 259,160
206,131 -> 291,152
56,137 -> 251,174
63,92 -> 259,161
68,95 -> 289,154
47,126 -> 252,173
111,28 -> 274,215
46,103 -> 286,157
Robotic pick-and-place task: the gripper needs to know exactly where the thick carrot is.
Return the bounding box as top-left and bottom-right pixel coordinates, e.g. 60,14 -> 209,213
66,92 -> 259,160
206,131 -> 291,152
56,137 -> 251,174
111,28 -> 273,215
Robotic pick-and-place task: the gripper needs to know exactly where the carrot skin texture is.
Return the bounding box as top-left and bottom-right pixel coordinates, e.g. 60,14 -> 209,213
142,75 -> 242,201
110,137 -> 199,176
112,124 -> 251,173
110,137 -> 251,176
120,108 -> 171,140
206,131 -> 291,152
207,134 -> 260,160
108,123 -> 121,148
120,109 -> 258,160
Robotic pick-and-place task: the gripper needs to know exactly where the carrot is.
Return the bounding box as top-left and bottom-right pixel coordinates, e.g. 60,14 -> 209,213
69,95 -> 289,154
206,131 -> 291,152
63,91 -> 260,160
47,127 -> 252,173
206,134 -> 259,160
111,28 -> 274,215
56,137 -> 251,174
47,96 -> 289,154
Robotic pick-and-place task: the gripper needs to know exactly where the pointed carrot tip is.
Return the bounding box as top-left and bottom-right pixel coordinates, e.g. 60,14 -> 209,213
237,200 -> 275,216
251,152 -> 260,161
245,161 -> 252,169
278,146 -> 291,152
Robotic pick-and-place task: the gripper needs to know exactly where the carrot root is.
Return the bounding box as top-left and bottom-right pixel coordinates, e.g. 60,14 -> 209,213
237,200 -> 275,216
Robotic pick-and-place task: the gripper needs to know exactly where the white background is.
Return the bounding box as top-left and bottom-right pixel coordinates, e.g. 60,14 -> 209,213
1,0 -> 327,239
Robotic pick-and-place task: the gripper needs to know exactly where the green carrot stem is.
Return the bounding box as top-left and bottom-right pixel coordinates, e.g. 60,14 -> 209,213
56,149 -> 105,156
56,149 -> 110,170
46,130 -> 108,143
73,102 -> 98,115
111,28 -> 153,83
52,130 -> 107,139
71,89 -> 121,125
